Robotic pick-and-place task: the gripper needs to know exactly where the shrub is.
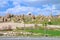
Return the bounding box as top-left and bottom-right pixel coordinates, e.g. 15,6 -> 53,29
48,22 -> 52,25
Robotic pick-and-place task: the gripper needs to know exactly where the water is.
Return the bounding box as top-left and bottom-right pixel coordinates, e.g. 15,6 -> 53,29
0,37 -> 60,40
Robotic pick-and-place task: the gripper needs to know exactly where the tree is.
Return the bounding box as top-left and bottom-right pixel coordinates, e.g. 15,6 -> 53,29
48,19 -> 52,25
22,14 -> 25,30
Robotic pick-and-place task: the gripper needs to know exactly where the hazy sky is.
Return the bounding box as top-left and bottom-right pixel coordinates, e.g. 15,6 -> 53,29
0,0 -> 60,16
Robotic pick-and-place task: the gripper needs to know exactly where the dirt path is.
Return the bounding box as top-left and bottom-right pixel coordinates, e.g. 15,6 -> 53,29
0,22 -> 60,29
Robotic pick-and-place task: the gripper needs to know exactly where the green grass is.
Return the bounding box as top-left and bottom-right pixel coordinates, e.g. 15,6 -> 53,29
46,30 -> 60,36
15,26 -> 60,36
25,29 -> 60,36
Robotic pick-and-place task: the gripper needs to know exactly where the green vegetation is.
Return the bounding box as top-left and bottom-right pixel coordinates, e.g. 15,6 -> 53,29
25,29 -> 60,37
0,13 -> 60,37
0,26 -> 60,37
13,26 -> 60,37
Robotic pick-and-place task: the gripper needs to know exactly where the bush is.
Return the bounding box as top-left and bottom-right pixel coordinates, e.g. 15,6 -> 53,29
16,27 -> 24,30
48,22 -> 52,25
0,33 -> 4,36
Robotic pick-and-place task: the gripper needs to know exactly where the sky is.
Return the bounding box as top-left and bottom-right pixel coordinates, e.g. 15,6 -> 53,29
0,0 -> 60,16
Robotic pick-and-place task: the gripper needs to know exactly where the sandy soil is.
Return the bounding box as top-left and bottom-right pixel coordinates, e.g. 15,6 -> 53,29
0,22 -> 60,29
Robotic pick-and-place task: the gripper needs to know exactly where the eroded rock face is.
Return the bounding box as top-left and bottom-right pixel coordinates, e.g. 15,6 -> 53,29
3,14 -> 14,22
0,17 -> 4,22
5,14 -> 11,18
3,17 -> 11,22
58,15 -> 60,18
0,14 -> 25,23
32,15 -> 35,19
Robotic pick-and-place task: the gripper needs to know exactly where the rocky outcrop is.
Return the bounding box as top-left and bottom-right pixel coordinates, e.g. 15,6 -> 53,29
0,17 -> 4,22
